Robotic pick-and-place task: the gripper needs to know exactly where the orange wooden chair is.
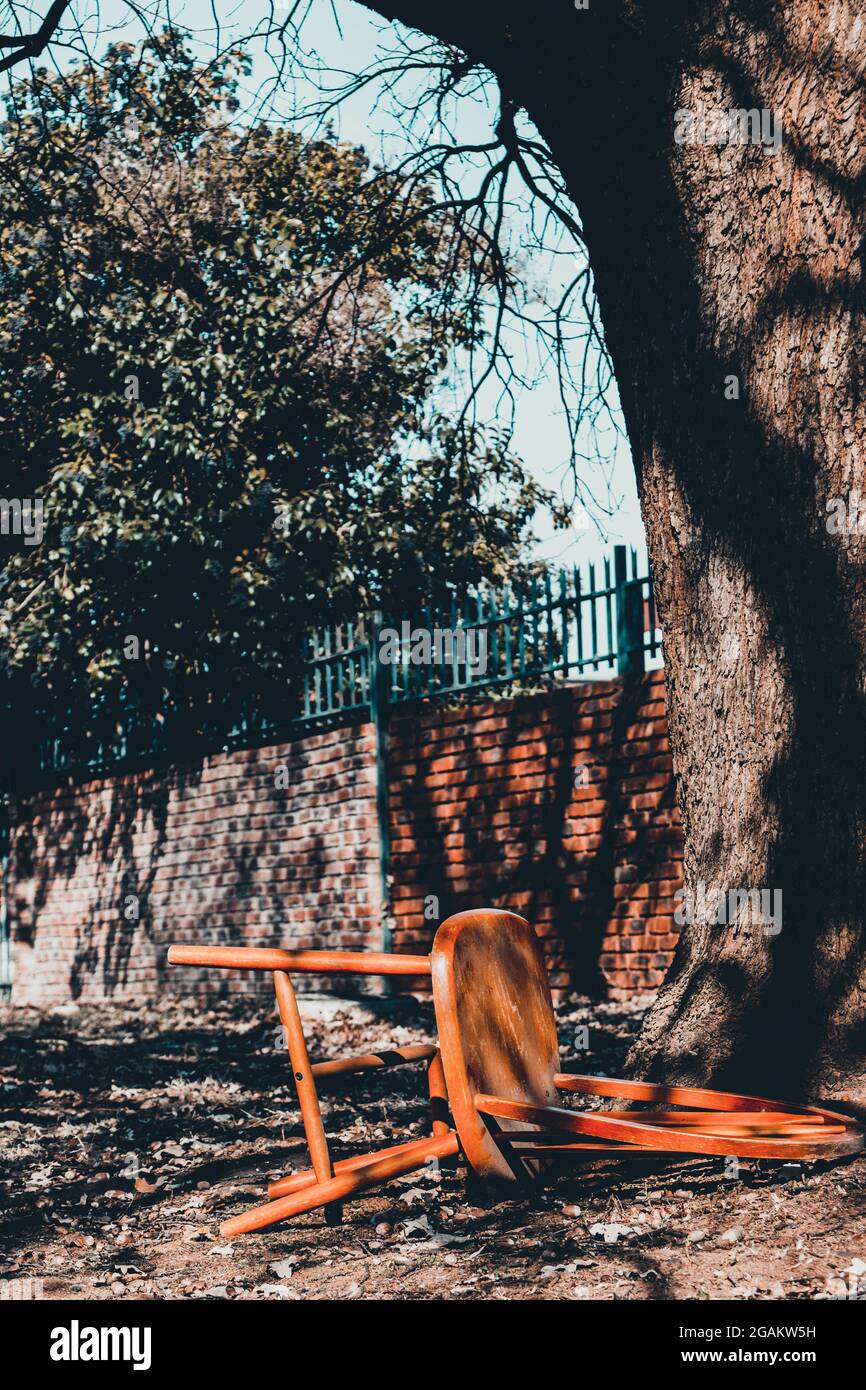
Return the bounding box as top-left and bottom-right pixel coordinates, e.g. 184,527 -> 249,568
167,911 -> 863,1237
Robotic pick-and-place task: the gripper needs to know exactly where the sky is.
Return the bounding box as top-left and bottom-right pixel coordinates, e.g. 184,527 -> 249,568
20,0 -> 647,570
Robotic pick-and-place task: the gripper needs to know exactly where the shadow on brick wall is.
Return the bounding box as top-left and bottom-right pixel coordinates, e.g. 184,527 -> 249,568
7,686 -> 681,1005
7,725 -> 386,1006
11,772 -> 177,999
388,672 -> 683,996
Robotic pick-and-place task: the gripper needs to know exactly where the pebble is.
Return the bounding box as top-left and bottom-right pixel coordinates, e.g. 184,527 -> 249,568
719,1227 -> 743,1244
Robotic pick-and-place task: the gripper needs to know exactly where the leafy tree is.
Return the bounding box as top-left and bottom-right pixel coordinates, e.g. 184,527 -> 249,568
0,30 -> 557,734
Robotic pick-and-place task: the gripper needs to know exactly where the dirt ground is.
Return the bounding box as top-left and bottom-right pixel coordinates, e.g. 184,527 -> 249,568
2,991 -> 865,1302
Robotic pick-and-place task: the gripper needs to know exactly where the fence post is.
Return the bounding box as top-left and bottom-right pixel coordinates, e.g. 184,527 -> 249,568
0,693 -> 13,1000
614,545 -> 645,679
368,614 -> 393,961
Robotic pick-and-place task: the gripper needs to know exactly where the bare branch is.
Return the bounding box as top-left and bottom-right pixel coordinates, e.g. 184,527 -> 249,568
0,0 -> 72,75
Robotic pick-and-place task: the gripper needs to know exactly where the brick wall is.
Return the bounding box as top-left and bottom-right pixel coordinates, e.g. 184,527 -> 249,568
6,670 -> 684,1005
7,723 -> 384,1005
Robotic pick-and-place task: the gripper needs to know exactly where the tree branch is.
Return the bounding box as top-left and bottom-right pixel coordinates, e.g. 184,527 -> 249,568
0,0 -> 72,75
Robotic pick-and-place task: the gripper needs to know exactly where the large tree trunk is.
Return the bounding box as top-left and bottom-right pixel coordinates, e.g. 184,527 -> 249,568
361,0 -> 866,1107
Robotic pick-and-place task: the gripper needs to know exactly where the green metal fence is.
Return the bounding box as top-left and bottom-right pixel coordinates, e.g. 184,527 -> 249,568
303,545 -> 659,716
7,544 -> 660,789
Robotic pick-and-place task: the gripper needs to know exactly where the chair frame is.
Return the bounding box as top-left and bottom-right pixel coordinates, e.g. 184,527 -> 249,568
167,917 -> 864,1239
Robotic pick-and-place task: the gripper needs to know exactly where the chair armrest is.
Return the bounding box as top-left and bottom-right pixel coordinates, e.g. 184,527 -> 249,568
166,943 -> 431,976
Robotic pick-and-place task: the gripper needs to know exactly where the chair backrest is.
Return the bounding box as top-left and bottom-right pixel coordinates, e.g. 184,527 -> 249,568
431,909 -> 560,1180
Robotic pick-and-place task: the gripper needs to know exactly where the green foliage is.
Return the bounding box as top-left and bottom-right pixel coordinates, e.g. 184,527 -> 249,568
0,30 -> 558,729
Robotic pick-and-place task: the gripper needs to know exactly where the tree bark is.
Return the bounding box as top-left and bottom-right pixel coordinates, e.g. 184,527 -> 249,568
358,0 -> 866,1107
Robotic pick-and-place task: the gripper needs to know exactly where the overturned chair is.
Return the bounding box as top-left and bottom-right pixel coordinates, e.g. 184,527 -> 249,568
167,910 -> 864,1237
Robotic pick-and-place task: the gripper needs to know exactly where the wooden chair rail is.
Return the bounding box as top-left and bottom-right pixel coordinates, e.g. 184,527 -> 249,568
311,1043 -> 438,1080
220,1133 -> 460,1239
167,943 -> 431,975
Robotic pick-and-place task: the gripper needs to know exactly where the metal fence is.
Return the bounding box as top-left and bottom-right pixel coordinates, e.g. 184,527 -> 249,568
303,544 -> 660,720
7,545 -> 661,789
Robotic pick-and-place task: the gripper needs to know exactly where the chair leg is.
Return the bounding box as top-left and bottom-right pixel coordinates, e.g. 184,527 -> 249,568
266,1047 -> 458,1201
221,1132 -> 460,1238
427,1048 -> 458,1172
426,1049 -> 451,1136
273,970 -> 341,1224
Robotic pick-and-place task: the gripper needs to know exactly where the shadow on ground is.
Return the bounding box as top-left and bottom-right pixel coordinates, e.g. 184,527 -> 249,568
1,994 -> 863,1301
